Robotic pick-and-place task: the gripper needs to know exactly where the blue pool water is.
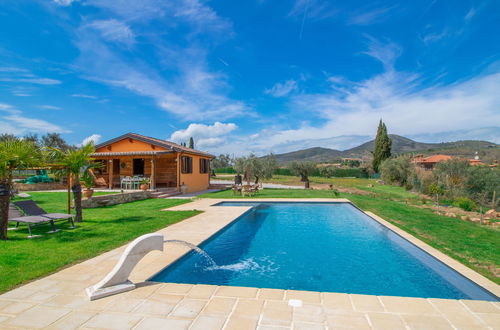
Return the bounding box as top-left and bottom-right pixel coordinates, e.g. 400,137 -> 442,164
152,202 -> 498,301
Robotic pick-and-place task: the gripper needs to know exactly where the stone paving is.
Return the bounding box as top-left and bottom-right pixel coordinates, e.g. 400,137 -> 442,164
0,198 -> 499,329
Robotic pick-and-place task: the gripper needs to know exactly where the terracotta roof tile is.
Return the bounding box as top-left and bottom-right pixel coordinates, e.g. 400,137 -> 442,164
95,132 -> 214,158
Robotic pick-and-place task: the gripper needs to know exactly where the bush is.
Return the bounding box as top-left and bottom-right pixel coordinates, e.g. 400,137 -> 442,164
214,167 -> 236,174
380,156 -> 413,186
453,197 -> 477,212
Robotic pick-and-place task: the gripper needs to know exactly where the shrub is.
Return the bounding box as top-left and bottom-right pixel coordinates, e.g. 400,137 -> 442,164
453,197 -> 477,212
214,167 -> 236,174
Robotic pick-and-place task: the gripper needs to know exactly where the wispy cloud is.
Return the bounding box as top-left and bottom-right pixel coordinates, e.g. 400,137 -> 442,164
170,122 -> 237,148
264,80 -> 298,97
86,19 -> 135,46
71,94 -> 97,99
204,41 -> 500,155
69,0 -> 248,120
348,5 -> 398,25
40,105 -> 62,110
0,77 -> 61,85
0,103 -> 69,134
288,0 -> 338,21
464,7 -> 476,21
362,37 -> 402,70
53,0 -> 79,6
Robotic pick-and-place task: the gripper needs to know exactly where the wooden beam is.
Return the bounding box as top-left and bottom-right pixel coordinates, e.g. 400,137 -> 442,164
108,159 -> 113,189
150,157 -> 156,190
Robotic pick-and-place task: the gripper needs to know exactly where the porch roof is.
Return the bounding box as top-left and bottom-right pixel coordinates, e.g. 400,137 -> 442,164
91,151 -> 173,157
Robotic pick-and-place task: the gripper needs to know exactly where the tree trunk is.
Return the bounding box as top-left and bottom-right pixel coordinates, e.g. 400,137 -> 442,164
304,180 -> 310,189
72,183 -> 83,222
0,182 -> 11,240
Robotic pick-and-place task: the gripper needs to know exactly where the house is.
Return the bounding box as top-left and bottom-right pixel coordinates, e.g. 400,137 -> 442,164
412,154 -> 486,170
91,133 -> 214,193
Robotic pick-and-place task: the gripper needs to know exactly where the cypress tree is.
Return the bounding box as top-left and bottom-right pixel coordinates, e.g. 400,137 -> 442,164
189,137 -> 194,149
372,120 -> 392,173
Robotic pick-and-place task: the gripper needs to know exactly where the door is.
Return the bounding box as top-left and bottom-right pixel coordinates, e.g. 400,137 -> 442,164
133,158 -> 145,175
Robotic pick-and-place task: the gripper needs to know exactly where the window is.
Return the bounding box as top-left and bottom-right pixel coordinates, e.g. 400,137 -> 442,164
181,156 -> 193,174
200,158 -> 210,174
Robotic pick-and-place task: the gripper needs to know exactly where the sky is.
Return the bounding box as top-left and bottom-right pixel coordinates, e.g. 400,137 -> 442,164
0,0 -> 499,155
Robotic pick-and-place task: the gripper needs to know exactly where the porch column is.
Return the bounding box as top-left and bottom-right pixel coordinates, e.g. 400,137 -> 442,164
150,158 -> 156,190
108,159 -> 113,189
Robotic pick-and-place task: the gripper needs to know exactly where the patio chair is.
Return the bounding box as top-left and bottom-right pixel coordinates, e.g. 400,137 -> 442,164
241,185 -> 256,197
13,200 -> 75,228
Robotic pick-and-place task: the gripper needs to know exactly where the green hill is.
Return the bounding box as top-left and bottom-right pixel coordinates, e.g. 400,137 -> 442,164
272,135 -> 499,164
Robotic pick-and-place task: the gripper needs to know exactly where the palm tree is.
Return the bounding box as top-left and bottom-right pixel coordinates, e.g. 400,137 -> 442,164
50,143 -> 96,222
0,137 -> 43,239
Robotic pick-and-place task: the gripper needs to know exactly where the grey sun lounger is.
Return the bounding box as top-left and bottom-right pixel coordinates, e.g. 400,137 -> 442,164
8,215 -> 60,238
9,200 -> 76,237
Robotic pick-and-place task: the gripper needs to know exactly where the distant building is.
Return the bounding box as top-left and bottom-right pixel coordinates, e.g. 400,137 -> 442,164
412,154 -> 485,170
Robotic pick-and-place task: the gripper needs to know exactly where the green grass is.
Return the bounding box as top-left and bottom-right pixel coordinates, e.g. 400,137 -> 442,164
0,192 -> 200,293
214,175 -> 417,200
199,189 -> 500,284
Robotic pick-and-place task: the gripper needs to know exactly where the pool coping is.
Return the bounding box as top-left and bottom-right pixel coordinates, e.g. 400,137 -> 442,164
0,197 -> 498,329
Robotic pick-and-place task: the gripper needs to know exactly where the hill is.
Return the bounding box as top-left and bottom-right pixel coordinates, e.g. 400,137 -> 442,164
272,134 -> 499,164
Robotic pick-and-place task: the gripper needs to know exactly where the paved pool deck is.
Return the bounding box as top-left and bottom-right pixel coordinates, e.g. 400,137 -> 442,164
0,198 -> 498,329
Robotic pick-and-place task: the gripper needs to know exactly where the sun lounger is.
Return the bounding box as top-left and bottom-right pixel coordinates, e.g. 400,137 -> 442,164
8,215 -> 59,238
13,200 -> 75,228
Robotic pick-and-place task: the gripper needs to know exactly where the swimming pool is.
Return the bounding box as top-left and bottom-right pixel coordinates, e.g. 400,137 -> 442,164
151,202 -> 498,301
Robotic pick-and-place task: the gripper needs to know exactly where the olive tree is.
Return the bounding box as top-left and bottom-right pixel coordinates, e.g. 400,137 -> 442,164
288,161 -> 316,188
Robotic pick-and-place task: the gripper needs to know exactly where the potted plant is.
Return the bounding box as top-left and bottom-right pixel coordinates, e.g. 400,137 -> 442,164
81,171 -> 95,199
140,178 -> 149,191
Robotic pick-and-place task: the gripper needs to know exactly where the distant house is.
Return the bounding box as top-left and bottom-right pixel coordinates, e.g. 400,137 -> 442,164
412,154 -> 485,170
91,133 -> 214,193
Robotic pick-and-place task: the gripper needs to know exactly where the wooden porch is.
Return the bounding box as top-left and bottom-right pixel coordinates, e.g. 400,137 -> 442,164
91,151 -> 178,190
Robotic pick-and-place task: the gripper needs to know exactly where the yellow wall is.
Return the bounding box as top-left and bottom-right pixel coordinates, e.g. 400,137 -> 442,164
95,138 -> 168,153
178,153 -> 211,193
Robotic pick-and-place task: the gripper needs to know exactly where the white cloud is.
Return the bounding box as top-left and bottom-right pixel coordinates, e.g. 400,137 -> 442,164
40,105 -> 62,110
288,0 -> 338,21
203,41 -> 500,155
264,80 -> 298,97
87,19 -> 135,46
0,103 -> 69,135
71,94 -> 97,99
348,5 -> 397,25
53,0 -> 78,6
80,134 -> 102,146
0,77 -> 61,85
170,122 -> 237,148
465,7 -> 476,21
69,0 -> 246,120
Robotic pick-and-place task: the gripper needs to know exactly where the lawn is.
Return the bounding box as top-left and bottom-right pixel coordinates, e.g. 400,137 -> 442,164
213,174 -> 419,201
0,192 -> 200,294
199,188 -> 500,284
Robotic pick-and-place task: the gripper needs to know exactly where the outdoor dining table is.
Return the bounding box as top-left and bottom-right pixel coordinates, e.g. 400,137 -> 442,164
120,176 -> 146,190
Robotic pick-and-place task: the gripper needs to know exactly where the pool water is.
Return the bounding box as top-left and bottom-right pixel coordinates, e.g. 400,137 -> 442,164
151,202 -> 498,301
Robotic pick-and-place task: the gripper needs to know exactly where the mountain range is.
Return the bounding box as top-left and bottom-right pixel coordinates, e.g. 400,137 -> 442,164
271,134 -> 499,164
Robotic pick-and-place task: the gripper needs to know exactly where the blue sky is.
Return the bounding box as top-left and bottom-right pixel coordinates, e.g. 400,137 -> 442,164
1,0 -> 499,155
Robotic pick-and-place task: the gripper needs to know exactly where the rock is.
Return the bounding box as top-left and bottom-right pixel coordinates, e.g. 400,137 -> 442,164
470,217 -> 481,223
461,215 -> 469,221
484,209 -> 498,219
445,212 -> 456,218
367,184 -> 374,188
